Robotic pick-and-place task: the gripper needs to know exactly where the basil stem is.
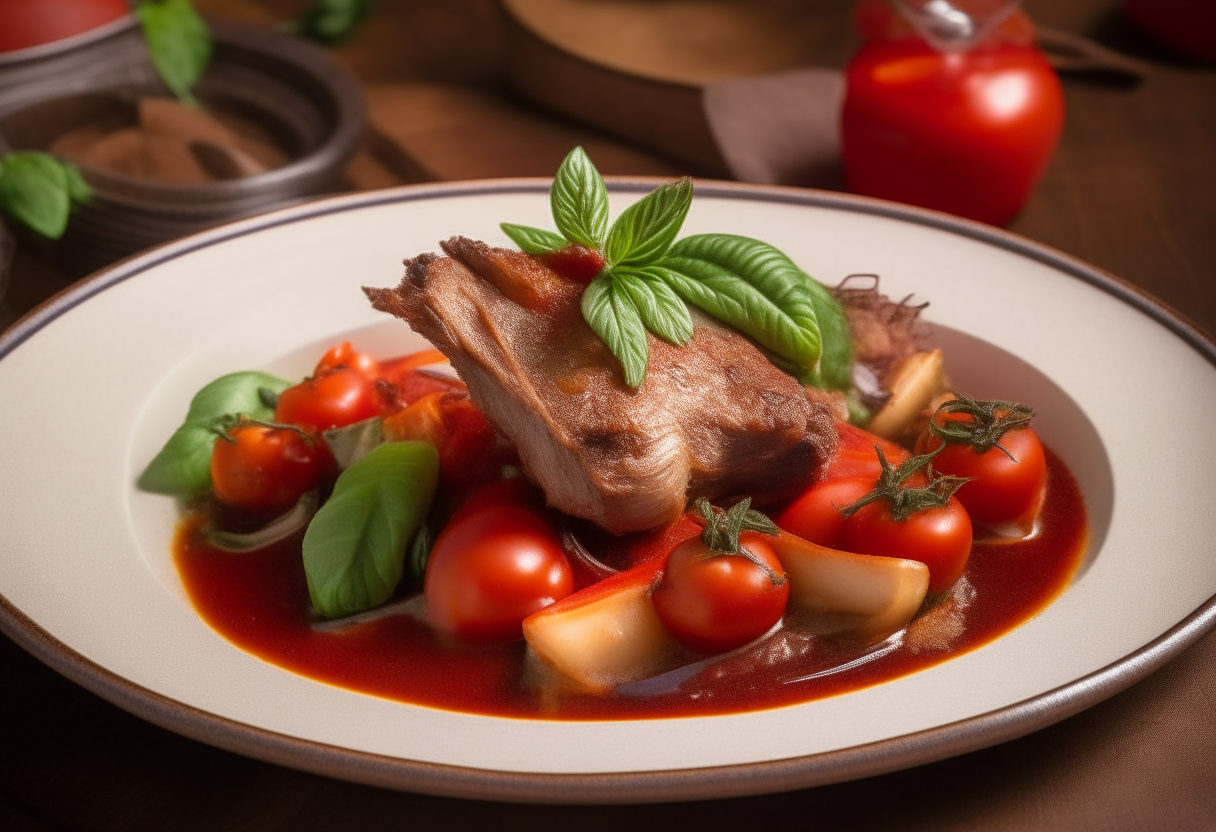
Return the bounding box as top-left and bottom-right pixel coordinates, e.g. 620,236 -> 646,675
302,441 -> 439,619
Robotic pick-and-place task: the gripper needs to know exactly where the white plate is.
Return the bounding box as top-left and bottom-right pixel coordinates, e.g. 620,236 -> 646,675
2,180 -> 1215,803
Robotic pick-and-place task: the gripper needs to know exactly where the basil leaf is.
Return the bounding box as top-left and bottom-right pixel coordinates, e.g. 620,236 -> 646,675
302,441 -> 439,618
138,0 -> 212,107
291,0 -> 375,45
804,279 -> 852,390
659,234 -> 822,369
138,370 -> 292,494
582,271 -> 649,389
500,222 -> 568,255
604,177 -> 692,267
551,147 -> 609,250
0,153 -> 72,239
611,266 -> 693,346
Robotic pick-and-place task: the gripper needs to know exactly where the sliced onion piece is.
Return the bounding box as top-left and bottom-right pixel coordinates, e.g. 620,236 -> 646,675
202,492 -> 318,552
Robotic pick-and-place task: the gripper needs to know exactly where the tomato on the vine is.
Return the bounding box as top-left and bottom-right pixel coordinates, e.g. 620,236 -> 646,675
915,397 -> 1047,529
314,341 -> 379,380
651,500 -> 789,654
775,478 -> 876,549
425,479 -> 573,642
844,498 -> 972,596
210,422 -> 329,513
841,36 -> 1064,226
275,365 -> 382,431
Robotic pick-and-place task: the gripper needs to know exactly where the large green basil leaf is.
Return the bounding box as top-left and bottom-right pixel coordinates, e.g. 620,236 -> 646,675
500,222 -> 568,255
604,177 -> 692,267
659,234 -> 822,369
138,370 -> 292,494
581,271 -> 649,389
0,153 -> 78,239
302,441 -> 439,618
137,0 -> 211,107
551,147 -> 609,251
803,278 -> 852,390
611,266 -> 693,346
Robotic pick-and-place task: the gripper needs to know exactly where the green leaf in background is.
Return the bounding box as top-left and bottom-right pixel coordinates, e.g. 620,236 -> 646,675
302,441 -> 438,618
290,0 -> 376,46
611,266 -> 693,346
603,177 -> 692,267
551,147 -> 609,251
803,278 -> 852,390
138,371 -> 292,494
500,222 -> 568,256
581,272 -> 649,388
0,153 -> 90,239
659,234 -> 822,370
138,0 -> 211,107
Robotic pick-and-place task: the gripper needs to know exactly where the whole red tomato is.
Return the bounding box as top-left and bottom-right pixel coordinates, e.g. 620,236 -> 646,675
0,0 -> 128,53
275,365 -> 382,431
774,478 -> 875,549
841,38 -> 1065,226
425,481 -> 574,642
651,532 -> 789,654
844,498 -> 972,596
210,423 -> 329,513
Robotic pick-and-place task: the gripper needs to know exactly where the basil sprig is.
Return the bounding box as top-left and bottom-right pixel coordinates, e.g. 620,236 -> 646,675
500,147 -> 851,390
137,0 -> 211,107
138,371 -> 292,494
0,153 -> 91,240
302,441 -> 438,618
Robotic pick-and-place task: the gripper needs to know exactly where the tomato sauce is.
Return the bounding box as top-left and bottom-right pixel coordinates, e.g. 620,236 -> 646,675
173,448 -> 1086,720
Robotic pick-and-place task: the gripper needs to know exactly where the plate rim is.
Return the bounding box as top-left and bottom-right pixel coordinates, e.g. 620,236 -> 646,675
3,177 -> 1216,803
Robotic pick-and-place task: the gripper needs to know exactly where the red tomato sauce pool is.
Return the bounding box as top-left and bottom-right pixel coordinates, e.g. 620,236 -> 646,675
173,449 -> 1087,720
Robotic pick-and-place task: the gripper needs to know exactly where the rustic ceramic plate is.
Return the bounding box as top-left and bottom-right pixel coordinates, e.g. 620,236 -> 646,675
2,180 -> 1215,803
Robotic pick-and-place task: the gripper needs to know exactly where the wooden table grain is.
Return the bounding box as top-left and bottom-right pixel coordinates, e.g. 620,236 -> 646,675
2,1 -> 1214,829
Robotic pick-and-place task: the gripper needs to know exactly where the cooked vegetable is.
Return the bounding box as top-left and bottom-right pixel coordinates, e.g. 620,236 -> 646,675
302,441 -> 438,618
866,349 -> 948,440
915,395 -> 1047,533
210,420 -> 329,513
139,370 -> 292,494
651,499 -> 789,654
425,479 -> 573,642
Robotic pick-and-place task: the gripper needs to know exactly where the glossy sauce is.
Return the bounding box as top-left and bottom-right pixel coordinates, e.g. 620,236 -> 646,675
174,448 -> 1086,720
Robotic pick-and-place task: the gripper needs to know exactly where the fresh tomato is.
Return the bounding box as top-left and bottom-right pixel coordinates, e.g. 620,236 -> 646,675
844,497 -> 972,596
275,364 -> 382,431
915,410 -> 1047,529
775,478 -> 876,549
210,422 -> 329,513
314,341 -> 379,380
652,532 -> 789,654
0,0 -> 129,53
425,480 -> 573,642
841,37 -> 1064,226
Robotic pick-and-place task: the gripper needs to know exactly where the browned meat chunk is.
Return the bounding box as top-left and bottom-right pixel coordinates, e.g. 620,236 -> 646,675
366,237 -> 838,534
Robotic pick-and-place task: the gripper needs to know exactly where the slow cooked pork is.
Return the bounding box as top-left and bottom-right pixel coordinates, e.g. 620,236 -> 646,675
365,237 -> 839,534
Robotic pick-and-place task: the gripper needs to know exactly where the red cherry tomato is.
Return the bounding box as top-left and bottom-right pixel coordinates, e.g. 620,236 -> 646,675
314,341 -> 379,380
210,423 -> 328,513
917,419 -> 1047,527
651,533 -> 790,654
775,478 -> 876,549
844,498 -> 972,596
0,0 -> 128,53
275,365 -> 382,431
425,481 -> 573,642
841,38 -> 1064,226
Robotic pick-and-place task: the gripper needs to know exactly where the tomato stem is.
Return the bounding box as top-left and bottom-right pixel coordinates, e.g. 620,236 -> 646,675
839,445 -> 970,523
929,393 -> 1035,459
692,498 -> 786,586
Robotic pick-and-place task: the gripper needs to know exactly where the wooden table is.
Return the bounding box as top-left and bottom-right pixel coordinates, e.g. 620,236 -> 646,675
2,1 -> 1215,828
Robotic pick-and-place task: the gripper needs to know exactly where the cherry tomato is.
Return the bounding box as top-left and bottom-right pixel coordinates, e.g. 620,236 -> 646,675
844,498 -> 972,596
841,37 -> 1064,226
314,341 -> 379,380
916,418 -> 1047,527
651,533 -> 789,654
425,481 -> 573,642
775,478 -> 876,549
210,423 -> 329,513
275,365 -> 381,431
0,0 -> 128,53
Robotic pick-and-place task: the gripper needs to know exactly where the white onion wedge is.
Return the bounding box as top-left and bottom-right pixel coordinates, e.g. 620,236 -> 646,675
770,532 -> 930,642
522,558 -> 680,692
867,349 -> 948,441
